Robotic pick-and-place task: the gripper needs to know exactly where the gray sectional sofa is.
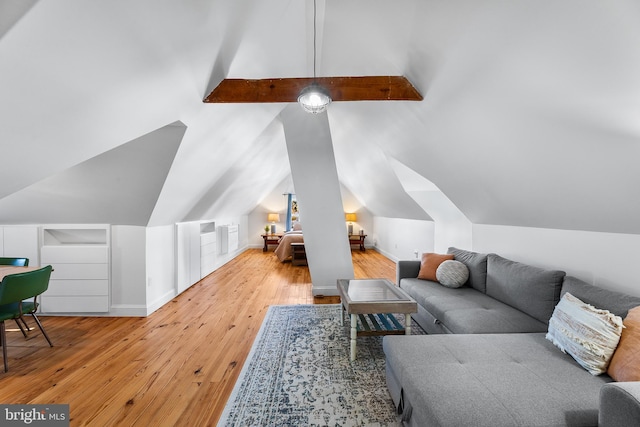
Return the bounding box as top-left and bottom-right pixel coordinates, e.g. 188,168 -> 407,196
383,247 -> 640,426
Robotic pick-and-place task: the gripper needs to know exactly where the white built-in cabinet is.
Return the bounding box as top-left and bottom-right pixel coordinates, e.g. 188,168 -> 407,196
39,225 -> 110,313
217,224 -> 238,254
200,222 -> 217,278
175,220 -> 218,295
175,221 -> 201,294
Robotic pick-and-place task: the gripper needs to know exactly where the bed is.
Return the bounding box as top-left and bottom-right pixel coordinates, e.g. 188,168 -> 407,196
274,231 -> 304,262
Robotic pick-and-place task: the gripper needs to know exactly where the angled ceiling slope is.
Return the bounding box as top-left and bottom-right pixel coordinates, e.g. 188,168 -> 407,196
0,0 -> 38,40
0,123 -> 186,226
203,0 -> 421,105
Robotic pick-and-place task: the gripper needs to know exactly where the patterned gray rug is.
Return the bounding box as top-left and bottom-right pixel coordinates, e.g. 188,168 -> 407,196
218,304 -> 423,427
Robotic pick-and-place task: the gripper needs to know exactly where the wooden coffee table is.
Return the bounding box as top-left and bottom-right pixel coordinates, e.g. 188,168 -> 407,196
337,278 -> 417,361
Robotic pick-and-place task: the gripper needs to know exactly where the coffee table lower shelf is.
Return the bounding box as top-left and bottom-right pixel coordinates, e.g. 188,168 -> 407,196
342,311 -> 413,361
353,313 -> 407,336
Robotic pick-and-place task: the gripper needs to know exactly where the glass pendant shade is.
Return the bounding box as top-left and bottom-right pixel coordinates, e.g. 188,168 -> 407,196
298,85 -> 331,114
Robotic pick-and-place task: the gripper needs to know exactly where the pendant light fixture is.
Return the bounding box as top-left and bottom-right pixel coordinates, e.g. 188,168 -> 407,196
298,0 -> 332,114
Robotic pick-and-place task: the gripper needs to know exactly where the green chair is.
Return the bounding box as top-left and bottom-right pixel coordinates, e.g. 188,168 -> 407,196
0,265 -> 53,372
0,257 -> 29,267
0,258 -> 31,335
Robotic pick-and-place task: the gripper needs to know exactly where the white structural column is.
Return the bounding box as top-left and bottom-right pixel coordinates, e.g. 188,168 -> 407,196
281,105 -> 355,296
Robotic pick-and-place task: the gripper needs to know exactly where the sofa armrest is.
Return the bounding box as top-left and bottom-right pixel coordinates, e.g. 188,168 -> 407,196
599,382 -> 640,427
396,260 -> 421,284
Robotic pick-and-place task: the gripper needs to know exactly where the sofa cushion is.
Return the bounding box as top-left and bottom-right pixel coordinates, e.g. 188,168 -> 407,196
561,276 -> 640,318
436,260 -> 469,288
447,247 -> 488,292
400,278 -> 548,333
547,292 -> 623,375
485,254 -> 564,324
383,333 -> 612,427
417,253 -> 453,281
608,305 -> 640,381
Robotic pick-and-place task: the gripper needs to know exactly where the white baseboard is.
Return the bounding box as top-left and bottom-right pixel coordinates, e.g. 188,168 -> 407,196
145,289 -> 177,316
109,304 -> 149,317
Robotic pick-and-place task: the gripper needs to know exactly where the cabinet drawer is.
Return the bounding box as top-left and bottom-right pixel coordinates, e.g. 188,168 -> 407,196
41,246 -> 109,263
201,241 -> 216,257
40,295 -> 109,313
49,263 -> 109,280
45,279 -> 109,296
200,232 -> 216,245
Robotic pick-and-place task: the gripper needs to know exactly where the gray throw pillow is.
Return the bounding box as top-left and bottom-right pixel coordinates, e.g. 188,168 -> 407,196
436,260 -> 469,288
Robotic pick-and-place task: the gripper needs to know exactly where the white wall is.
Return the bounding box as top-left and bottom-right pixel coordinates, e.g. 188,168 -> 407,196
341,185 -> 373,238
111,225 -> 147,316
373,217 -> 435,264
248,206 -> 286,248
388,159 -> 471,253
407,191 -> 472,253
1,225 -> 39,265
383,220 -> 640,298
145,225 -> 176,315
473,224 -> 640,298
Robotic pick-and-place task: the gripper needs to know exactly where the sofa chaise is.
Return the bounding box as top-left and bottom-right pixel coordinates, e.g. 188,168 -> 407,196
383,247 -> 640,426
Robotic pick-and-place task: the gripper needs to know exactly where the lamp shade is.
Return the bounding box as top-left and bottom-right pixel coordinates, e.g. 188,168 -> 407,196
267,213 -> 280,222
298,85 -> 331,114
345,213 -> 357,222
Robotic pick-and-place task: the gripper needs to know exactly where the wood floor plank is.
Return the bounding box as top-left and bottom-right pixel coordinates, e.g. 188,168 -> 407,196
0,248 -> 395,426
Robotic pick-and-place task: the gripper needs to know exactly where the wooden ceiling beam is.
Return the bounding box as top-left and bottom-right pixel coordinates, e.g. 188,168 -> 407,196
203,76 -> 422,103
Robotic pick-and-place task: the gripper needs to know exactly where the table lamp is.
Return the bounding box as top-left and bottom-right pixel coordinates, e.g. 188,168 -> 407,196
267,213 -> 280,234
345,213 -> 357,235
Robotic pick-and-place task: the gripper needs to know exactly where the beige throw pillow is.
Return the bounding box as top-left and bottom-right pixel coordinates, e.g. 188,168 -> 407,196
546,292 -> 624,375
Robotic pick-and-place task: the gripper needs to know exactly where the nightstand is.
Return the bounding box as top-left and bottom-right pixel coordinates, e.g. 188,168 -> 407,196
348,234 -> 367,251
261,233 -> 282,251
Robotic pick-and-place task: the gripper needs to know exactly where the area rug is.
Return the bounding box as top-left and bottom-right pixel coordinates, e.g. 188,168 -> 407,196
217,304 -> 424,427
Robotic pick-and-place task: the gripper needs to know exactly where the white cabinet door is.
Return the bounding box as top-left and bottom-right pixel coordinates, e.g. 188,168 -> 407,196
175,222 -> 201,294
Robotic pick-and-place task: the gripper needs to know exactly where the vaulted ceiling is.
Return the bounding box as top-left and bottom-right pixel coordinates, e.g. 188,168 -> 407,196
1,0 -> 639,234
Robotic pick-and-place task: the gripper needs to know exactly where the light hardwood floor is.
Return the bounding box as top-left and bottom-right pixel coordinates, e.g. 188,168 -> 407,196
0,248 -> 395,426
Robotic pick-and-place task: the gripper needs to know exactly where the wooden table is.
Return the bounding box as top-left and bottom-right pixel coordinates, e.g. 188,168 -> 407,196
261,234 -> 283,251
348,234 -> 367,251
0,266 -> 39,281
337,278 -> 417,361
